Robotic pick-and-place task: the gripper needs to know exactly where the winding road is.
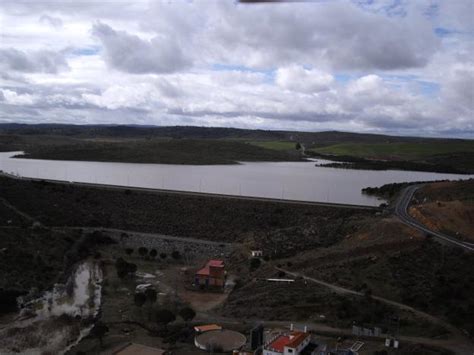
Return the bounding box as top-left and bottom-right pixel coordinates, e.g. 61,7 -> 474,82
394,184 -> 474,252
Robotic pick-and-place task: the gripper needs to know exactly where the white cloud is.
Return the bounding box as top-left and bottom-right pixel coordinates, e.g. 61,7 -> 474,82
1,89 -> 38,105
0,48 -> 69,73
276,65 -> 334,93
0,0 -> 473,137
91,22 -> 191,74
82,83 -> 161,110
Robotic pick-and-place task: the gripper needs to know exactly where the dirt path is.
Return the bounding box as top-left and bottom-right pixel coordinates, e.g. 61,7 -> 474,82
276,267 -> 473,354
0,196 -> 42,226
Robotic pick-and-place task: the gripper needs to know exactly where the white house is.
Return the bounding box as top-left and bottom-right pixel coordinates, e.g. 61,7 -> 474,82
263,331 -> 311,355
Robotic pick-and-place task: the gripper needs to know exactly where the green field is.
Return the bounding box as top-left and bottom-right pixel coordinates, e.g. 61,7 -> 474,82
247,140 -> 297,151
310,141 -> 474,160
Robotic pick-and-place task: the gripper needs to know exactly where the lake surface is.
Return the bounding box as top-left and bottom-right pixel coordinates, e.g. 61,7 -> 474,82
0,151 -> 471,206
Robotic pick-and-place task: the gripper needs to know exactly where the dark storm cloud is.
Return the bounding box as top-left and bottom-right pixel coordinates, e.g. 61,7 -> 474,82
0,48 -> 69,74
91,23 -> 191,74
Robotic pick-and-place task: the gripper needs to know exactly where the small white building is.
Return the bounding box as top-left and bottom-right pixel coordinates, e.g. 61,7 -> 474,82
251,250 -> 263,257
263,331 -> 311,355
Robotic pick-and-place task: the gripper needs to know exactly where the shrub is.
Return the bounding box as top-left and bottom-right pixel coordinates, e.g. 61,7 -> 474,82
179,307 -> 196,322
115,257 -> 137,279
138,247 -> 148,257
171,250 -> 181,260
134,292 -> 146,307
250,258 -> 261,271
149,249 -> 158,258
145,288 -> 157,304
155,309 -> 176,329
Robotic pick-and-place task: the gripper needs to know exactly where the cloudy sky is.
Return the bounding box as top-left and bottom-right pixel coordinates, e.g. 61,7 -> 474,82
0,0 -> 473,137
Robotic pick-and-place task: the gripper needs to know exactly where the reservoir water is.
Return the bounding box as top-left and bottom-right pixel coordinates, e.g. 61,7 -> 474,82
0,151 -> 471,206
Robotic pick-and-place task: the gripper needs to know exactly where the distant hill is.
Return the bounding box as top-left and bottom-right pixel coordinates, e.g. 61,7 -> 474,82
0,123 -> 470,146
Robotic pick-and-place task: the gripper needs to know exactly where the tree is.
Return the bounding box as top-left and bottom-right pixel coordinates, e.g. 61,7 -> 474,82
250,257 -> 261,271
145,288 -> 157,304
171,250 -> 181,260
155,309 -> 176,329
134,292 -> 147,307
138,247 -> 148,257
295,142 -> 302,150
115,258 -> 137,279
149,249 -> 158,258
125,248 -> 133,256
160,253 -> 167,259
90,321 -> 109,348
179,307 -> 196,322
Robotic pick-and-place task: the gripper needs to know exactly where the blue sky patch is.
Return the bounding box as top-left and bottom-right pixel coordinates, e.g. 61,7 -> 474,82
71,47 -> 100,56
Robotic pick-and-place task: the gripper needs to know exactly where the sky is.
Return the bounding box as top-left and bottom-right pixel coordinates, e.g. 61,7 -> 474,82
0,0 -> 473,137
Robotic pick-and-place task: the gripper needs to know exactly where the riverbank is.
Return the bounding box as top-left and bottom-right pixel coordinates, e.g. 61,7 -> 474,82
0,260 -> 103,354
9,138 -> 305,165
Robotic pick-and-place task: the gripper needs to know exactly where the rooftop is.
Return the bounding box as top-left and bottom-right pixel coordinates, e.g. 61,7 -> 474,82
266,331 -> 309,353
194,324 -> 222,333
196,259 -> 225,276
287,331 -> 309,348
267,335 -> 291,353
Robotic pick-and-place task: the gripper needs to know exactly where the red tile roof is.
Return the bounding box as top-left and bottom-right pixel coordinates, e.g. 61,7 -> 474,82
267,335 -> 290,353
208,260 -> 224,267
266,332 -> 309,353
287,331 -> 309,348
196,260 -> 224,276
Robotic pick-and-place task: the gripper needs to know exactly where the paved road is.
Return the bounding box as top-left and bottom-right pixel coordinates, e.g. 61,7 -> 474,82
394,184 -> 474,251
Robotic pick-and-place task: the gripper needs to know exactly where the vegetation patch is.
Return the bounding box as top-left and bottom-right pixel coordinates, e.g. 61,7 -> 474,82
13,139 -> 304,165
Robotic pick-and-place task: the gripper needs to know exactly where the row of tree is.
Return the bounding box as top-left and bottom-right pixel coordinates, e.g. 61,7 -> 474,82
125,247 -> 181,260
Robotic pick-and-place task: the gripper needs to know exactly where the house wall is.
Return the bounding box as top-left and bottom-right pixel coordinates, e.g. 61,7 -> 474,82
209,265 -> 225,278
283,336 -> 310,355
195,274 -> 209,286
263,349 -> 282,355
195,273 -> 225,287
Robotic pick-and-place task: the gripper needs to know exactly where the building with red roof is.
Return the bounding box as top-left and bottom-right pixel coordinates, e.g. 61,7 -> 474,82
263,331 -> 311,355
194,259 -> 226,289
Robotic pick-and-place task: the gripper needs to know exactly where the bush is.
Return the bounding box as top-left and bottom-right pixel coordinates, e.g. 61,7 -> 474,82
250,257 -> 261,271
179,307 -> 196,322
171,250 -> 181,259
125,248 -> 133,256
155,309 -> 176,329
145,288 -> 157,304
149,249 -> 158,258
115,257 -> 137,279
138,247 -> 148,257
134,292 -> 146,307
160,253 -> 167,259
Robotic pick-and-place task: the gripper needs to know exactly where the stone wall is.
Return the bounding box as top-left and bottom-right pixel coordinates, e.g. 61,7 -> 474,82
108,231 -> 234,261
